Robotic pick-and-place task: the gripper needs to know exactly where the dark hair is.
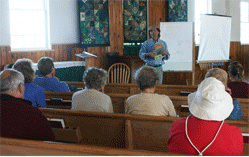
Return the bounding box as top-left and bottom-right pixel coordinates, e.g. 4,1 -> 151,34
7,64 -> 14,69
13,58 -> 35,84
135,66 -> 159,91
227,61 -> 244,82
37,57 -> 54,76
148,25 -> 161,38
83,67 -> 107,89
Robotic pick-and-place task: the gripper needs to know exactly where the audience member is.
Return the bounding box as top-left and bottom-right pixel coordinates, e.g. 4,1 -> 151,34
13,58 -> 46,108
205,68 -> 243,120
0,69 -> 55,141
227,61 -> 249,98
34,57 -> 71,92
71,67 -> 113,113
168,77 -> 243,155
125,66 -> 177,117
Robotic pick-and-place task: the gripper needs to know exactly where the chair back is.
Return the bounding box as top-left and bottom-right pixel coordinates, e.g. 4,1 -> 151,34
108,63 -> 130,83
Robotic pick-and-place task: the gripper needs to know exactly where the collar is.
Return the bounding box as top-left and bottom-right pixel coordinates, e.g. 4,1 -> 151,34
0,94 -> 32,106
150,38 -> 159,43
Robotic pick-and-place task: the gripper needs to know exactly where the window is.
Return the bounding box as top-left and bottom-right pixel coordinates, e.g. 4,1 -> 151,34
240,0 -> 249,44
9,0 -> 50,51
194,0 -> 212,45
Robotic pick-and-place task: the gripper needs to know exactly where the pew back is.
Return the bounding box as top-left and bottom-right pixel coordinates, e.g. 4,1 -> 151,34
40,108 -> 127,149
66,82 -> 198,95
1,137 -> 182,156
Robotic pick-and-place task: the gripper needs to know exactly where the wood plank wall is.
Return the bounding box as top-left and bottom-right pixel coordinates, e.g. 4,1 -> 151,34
1,0 -> 248,85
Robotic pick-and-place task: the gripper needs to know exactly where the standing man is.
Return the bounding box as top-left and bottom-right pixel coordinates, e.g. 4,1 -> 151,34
139,25 -> 170,84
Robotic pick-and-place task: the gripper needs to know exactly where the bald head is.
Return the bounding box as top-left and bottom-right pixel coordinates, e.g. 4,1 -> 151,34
0,69 -> 24,96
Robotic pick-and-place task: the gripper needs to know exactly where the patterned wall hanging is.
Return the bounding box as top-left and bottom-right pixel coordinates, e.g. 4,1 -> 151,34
168,0 -> 188,22
78,0 -> 110,47
123,0 -> 147,43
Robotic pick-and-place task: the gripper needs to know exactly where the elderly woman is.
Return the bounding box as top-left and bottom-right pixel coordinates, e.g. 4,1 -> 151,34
125,66 -> 177,116
227,61 -> 249,98
71,67 -> 113,113
205,68 -> 243,120
13,58 -> 46,108
168,77 -> 243,155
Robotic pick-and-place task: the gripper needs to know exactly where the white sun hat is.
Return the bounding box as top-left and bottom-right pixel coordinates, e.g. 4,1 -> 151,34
188,77 -> 233,121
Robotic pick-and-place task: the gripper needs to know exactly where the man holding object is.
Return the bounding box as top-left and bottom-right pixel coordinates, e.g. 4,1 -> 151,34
139,25 -> 170,84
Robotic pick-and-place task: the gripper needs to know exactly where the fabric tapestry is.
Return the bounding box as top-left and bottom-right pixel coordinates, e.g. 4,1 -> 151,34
168,0 -> 187,22
123,0 -> 147,43
78,0 -> 110,47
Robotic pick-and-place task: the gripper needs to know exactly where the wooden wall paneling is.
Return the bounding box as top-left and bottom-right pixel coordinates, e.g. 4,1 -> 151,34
230,42 -> 238,61
30,52 -> 37,63
53,45 -> 59,62
36,51 -> 45,63
241,45 -> 249,75
116,0 -> 123,55
63,45 -> 68,61
6,49 -> 12,67
1,46 -> 7,69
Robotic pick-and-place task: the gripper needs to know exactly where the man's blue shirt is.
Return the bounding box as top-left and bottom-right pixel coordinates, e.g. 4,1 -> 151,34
139,38 -> 170,66
34,76 -> 71,92
24,83 -> 46,108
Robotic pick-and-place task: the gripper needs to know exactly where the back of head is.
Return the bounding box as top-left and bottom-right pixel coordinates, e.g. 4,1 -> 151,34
37,57 -> 54,76
205,68 -> 228,86
83,67 -> 107,90
188,77 -> 233,121
0,69 -> 24,93
13,58 -> 35,84
135,66 -> 159,91
227,61 -> 244,82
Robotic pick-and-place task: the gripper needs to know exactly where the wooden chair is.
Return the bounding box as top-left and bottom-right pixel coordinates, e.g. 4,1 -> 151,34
108,63 -> 130,84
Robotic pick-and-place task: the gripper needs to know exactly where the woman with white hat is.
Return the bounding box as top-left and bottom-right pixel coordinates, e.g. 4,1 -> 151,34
167,77 -> 244,155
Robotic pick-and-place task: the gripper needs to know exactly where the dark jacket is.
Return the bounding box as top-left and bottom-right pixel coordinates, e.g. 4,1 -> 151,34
0,94 -> 55,141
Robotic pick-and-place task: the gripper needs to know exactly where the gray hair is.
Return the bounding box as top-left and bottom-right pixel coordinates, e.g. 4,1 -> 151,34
135,66 -> 159,91
205,68 -> 228,86
83,67 -> 108,89
13,58 -> 35,84
0,69 -> 24,92
37,57 -> 54,76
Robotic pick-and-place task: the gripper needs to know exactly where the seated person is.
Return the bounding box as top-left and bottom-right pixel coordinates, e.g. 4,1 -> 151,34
168,77 -> 243,155
34,57 -> 71,92
0,69 -> 55,141
125,66 -> 177,117
227,61 -> 249,98
205,68 -> 243,120
71,67 -> 113,113
13,58 -> 46,108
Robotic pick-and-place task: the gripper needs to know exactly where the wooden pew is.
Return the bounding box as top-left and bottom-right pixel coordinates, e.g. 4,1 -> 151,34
1,137 -> 182,156
66,82 -> 198,95
45,92 -> 249,122
40,108 -> 248,155
40,108 -> 129,149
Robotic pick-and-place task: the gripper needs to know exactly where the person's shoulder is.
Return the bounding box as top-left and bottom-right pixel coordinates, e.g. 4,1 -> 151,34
26,83 -> 44,90
223,122 -> 242,133
127,94 -> 142,101
73,89 -> 85,97
170,118 -> 186,129
154,93 -> 171,100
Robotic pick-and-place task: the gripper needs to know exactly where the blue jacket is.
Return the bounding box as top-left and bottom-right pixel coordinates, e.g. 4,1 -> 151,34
34,76 -> 71,92
24,83 -> 46,108
226,99 -> 243,120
